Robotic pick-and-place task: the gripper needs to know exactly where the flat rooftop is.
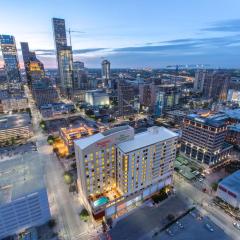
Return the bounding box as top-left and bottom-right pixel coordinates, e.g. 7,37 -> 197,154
186,113 -> 227,127
228,124 -> 240,132
0,113 -> 31,130
75,125 -> 133,150
0,155 -> 44,204
118,126 -> 178,153
219,170 -> 240,195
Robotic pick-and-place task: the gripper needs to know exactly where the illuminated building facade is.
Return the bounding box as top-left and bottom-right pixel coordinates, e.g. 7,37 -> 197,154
58,46 -> 74,97
181,113 -> 232,166
154,84 -> 180,117
0,35 -> 21,89
75,126 -> 178,219
21,42 -> 45,87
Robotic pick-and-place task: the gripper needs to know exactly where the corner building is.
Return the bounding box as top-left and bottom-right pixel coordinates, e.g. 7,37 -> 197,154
74,126 -> 178,219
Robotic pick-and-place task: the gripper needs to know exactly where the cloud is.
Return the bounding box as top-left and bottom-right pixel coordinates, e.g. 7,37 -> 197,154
32,48 -> 107,56
202,19 -> 240,32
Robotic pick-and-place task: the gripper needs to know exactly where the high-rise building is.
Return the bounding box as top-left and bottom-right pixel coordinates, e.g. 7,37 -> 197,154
101,59 -> 111,87
117,79 -> 135,116
139,82 -> 155,112
58,46 -> 73,98
52,18 -> 67,52
154,84 -> 181,117
74,125 -> 178,219
73,61 -> 88,90
0,35 -> 21,89
180,113 -> 232,166
194,69 -> 206,92
52,18 -> 74,98
21,42 -> 45,87
202,71 -> 230,101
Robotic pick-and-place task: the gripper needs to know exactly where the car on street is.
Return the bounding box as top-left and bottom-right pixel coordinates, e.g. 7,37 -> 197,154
166,228 -> 174,236
205,223 -> 214,232
233,222 -> 240,230
176,221 -> 184,229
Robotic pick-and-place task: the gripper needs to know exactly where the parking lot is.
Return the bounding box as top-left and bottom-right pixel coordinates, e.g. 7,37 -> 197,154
155,209 -> 231,240
0,141 -> 37,160
109,195 -> 190,240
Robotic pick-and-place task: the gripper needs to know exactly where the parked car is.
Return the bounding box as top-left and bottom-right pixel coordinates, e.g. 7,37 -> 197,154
233,222 -> 240,230
205,223 -> 214,232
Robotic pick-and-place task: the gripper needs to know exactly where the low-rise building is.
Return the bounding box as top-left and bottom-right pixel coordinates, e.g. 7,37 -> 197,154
225,124 -> 240,149
0,157 -> 51,239
217,170 -> 240,209
74,125 -> 178,220
85,90 -> 110,106
0,90 -> 28,113
40,103 -> 75,118
0,113 -> 33,144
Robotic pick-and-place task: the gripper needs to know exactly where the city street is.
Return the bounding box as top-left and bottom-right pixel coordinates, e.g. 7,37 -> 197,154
174,173 -> 240,240
25,86 -> 94,240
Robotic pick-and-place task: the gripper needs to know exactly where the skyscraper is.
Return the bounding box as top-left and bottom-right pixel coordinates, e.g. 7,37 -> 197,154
202,71 -> 230,101
0,35 -> 21,89
101,59 -> 111,87
52,18 -> 74,98
73,61 -> 88,90
21,42 -> 45,87
58,46 -> 73,97
52,18 -> 67,52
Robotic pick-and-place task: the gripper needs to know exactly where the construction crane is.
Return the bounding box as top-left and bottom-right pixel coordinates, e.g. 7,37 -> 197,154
68,28 -> 85,46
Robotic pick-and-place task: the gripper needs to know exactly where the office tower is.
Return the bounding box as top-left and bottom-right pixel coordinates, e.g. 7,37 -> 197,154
0,157 -> 51,239
202,71 -> 230,101
0,35 -> 21,89
52,18 -> 74,98
21,42 -> 45,87
73,61 -> 88,90
180,113 -> 232,166
31,79 -> 59,107
52,18 -> 67,52
74,125 -> 178,219
58,46 -> 73,98
101,59 -> 111,87
194,69 -> 206,92
117,79 -> 135,116
139,82 -> 155,112
154,84 -> 181,117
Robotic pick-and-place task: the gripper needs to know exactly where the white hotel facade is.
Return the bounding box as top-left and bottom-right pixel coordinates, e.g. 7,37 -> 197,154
75,125 -> 178,219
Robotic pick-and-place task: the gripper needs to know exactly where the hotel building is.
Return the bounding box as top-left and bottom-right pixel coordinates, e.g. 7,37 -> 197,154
74,125 -> 178,219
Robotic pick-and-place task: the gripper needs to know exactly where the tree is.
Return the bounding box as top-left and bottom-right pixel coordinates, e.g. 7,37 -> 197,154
79,208 -> 90,222
64,172 -> 73,185
48,219 -> 56,228
211,182 -> 218,191
167,214 -> 175,222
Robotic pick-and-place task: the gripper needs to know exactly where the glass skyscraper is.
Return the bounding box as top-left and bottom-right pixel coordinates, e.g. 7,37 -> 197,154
0,35 -> 21,89
58,46 -> 73,98
52,18 -> 74,98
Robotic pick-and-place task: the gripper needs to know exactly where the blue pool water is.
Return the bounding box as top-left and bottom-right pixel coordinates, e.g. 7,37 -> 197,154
93,196 -> 109,207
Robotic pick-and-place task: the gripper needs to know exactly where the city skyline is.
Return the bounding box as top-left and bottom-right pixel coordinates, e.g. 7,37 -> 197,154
0,0 -> 240,68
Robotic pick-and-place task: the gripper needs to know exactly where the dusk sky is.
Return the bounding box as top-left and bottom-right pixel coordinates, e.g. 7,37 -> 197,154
1,0 -> 240,68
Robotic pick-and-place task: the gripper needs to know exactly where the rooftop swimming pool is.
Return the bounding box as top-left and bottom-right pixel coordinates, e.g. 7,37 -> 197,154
93,196 -> 109,207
